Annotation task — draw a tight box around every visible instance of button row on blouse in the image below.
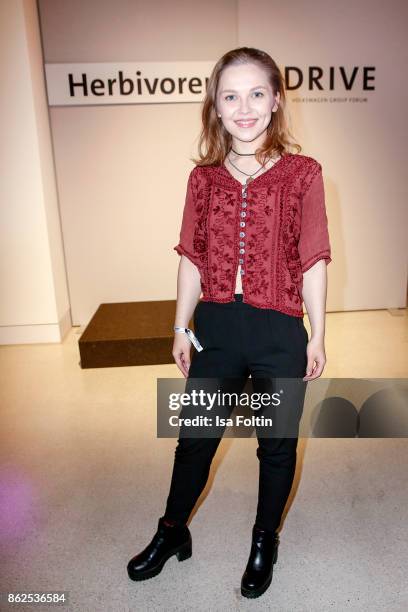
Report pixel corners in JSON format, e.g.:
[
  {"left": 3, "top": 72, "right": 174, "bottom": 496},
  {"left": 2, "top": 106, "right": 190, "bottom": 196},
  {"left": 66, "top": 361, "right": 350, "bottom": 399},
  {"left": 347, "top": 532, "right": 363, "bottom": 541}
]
[{"left": 239, "top": 186, "right": 248, "bottom": 276}]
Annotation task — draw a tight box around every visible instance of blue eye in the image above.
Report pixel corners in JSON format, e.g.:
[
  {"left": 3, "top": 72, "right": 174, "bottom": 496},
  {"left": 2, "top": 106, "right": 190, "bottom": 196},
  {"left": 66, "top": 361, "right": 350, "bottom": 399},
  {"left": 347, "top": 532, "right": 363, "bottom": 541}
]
[{"left": 224, "top": 92, "right": 264, "bottom": 101}]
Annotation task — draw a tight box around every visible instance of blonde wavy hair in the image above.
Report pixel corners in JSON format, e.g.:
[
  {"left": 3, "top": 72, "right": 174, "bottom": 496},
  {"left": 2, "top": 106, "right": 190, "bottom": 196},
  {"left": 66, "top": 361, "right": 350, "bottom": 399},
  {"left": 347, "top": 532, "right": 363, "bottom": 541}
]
[{"left": 191, "top": 46, "right": 301, "bottom": 167}]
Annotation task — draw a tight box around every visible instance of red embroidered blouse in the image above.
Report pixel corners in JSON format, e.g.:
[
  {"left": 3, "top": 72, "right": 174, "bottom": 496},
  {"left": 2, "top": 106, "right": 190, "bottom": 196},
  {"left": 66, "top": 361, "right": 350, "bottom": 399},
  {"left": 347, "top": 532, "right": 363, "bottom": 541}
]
[{"left": 174, "top": 153, "right": 332, "bottom": 318}]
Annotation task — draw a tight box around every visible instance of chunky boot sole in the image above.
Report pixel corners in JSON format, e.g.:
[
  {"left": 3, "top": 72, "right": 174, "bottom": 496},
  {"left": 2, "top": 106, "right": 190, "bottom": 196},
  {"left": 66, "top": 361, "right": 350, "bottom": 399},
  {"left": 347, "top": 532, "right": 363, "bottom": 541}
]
[
  {"left": 127, "top": 539, "right": 192, "bottom": 582},
  {"left": 241, "top": 574, "right": 272, "bottom": 599},
  {"left": 240, "top": 544, "right": 278, "bottom": 598}
]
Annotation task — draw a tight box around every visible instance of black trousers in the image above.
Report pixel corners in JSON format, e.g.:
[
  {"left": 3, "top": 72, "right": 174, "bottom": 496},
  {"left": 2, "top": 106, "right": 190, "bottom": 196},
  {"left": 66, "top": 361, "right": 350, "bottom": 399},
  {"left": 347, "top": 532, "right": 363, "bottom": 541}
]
[{"left": 164, "top": 294, "right": 309, "bottom": 533}]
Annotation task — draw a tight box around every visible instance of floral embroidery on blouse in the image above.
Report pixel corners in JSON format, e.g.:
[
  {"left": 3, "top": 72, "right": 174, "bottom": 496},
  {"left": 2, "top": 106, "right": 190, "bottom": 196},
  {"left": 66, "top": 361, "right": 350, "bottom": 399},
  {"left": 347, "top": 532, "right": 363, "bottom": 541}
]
[{"left": 174, "top": 153, "right": 332, "bottom": 318}]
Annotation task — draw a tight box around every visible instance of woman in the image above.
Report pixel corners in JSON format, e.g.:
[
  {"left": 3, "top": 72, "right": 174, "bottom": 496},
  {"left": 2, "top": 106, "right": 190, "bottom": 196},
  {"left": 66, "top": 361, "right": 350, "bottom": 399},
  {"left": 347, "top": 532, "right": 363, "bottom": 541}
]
[{"left": 127, "top": 47, "right": 332, "bottom": 599}]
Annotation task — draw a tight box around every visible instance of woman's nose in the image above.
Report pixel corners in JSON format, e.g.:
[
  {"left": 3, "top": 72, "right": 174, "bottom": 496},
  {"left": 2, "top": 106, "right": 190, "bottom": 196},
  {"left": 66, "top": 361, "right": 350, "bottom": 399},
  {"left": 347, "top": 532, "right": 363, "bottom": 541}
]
[
  {"left": 239, "top": 100, "right": 252, "bottom": 113},
  {"left": 236, "top": 96, "right": 254, "bottom": 112}
]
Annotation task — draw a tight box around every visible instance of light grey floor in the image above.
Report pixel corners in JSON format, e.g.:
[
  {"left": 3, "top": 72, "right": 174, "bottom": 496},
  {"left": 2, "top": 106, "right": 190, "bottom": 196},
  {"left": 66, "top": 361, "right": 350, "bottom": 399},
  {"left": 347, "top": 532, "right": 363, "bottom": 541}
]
[{"left": 0, "top": 309, "right": 407, "bottom": 611}]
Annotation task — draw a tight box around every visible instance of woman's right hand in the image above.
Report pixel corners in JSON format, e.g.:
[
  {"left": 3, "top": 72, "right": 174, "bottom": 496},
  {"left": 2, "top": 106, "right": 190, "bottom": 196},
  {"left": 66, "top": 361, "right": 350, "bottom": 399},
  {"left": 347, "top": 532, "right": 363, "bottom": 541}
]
[{"left": 172, "top": 333, "right": 192, "bottom": 378}]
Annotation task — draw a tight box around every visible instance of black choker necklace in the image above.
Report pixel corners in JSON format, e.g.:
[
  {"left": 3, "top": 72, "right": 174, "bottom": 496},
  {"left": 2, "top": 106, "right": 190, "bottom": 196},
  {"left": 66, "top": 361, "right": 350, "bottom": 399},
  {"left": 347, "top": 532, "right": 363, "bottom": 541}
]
[{"left": 231, "top": 148, "right": 256, "bottom": 156}]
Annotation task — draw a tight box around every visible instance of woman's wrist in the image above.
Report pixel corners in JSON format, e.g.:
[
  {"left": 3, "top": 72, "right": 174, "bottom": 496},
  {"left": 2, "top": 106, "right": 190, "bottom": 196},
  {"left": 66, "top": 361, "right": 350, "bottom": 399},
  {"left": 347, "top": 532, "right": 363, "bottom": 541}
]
[
  {"left": 173, "top": 326, "right": 204, "bottom": 352},
  {"left": 310, "top": 331, "right": 325, "bottom": 342},
  {"left": 174, "top": 323, "right": 190, "bottom": 330}
]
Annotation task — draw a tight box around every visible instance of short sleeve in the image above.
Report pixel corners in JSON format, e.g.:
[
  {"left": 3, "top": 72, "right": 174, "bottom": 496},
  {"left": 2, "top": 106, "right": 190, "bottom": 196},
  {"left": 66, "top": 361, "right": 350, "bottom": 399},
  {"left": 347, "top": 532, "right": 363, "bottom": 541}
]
[
  {"left": 173, "top": 168, "right": 200, "bottom": 266},
  {"left": 298, "top": 164, "right": 332, "bottom": 274}
]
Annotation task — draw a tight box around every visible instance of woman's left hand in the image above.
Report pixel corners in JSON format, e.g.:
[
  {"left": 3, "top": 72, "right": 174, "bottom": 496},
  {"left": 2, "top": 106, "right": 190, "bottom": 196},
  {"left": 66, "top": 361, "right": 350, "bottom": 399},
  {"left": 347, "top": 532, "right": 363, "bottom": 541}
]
[{"left": 303, "top": 336, "right": 327, "bottom": 381}]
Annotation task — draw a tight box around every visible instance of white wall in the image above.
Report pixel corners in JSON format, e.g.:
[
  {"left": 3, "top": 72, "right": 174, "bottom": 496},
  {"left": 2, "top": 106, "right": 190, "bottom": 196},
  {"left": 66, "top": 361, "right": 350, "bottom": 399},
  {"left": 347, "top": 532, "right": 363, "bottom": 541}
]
[
  {"left": 38, "top": 0, "right": 238, "bottom": 325},
  {"left": 238, "top": 0, "right": 408, "bottom": 314},
  {"left": 0, "top": 0, "right": 71, "bottom": 344},
  {"left": 39, "top": 0, "right": 407, "bottom": 325}
]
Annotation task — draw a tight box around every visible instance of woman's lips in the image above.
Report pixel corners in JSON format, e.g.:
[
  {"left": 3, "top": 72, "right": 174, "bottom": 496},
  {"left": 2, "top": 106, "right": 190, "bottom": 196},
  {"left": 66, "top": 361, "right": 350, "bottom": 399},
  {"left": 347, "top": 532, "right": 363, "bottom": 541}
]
[{"left": 235, "top": 119, "right": 258, "bottom": 128}]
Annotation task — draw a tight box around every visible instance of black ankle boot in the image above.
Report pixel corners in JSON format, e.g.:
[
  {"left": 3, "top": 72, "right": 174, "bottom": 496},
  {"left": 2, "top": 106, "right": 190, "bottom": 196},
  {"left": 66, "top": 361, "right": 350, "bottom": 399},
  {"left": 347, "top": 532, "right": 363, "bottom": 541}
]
[
  {"left": 127, "top": 516, "right": 192, "bottom": 581},
  {"left": 241, "top": 525, "right": 279, "bottom": 598}
]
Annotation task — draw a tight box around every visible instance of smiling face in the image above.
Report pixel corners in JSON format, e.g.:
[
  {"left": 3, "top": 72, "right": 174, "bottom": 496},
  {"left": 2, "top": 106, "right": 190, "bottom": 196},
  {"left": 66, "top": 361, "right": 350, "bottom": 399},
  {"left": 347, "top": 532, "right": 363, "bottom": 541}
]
[{"left": 216, "top": 62, "right": 280, "bottom": 151}]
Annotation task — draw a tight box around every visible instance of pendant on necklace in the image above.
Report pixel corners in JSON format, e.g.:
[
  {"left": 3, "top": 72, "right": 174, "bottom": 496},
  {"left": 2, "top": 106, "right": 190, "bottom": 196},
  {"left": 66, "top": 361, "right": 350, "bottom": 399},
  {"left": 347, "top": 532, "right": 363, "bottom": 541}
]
[{"left": 246, "top": 176, "right": 253, "bottom": 185}]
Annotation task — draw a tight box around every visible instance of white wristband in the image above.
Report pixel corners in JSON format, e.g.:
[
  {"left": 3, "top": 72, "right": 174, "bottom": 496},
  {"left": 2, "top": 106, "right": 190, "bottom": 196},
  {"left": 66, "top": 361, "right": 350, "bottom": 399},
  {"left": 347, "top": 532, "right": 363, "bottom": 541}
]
[{"left": 173, "top": 326, "right": 203, "bottom": 352}]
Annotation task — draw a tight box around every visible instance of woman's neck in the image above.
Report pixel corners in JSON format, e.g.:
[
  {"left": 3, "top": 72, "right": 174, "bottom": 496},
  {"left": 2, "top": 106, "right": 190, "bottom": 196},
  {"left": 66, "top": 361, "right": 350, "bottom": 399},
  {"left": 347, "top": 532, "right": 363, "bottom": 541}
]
[{"left": 224, "top": 150, "right": 281, "bottom": 183}]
